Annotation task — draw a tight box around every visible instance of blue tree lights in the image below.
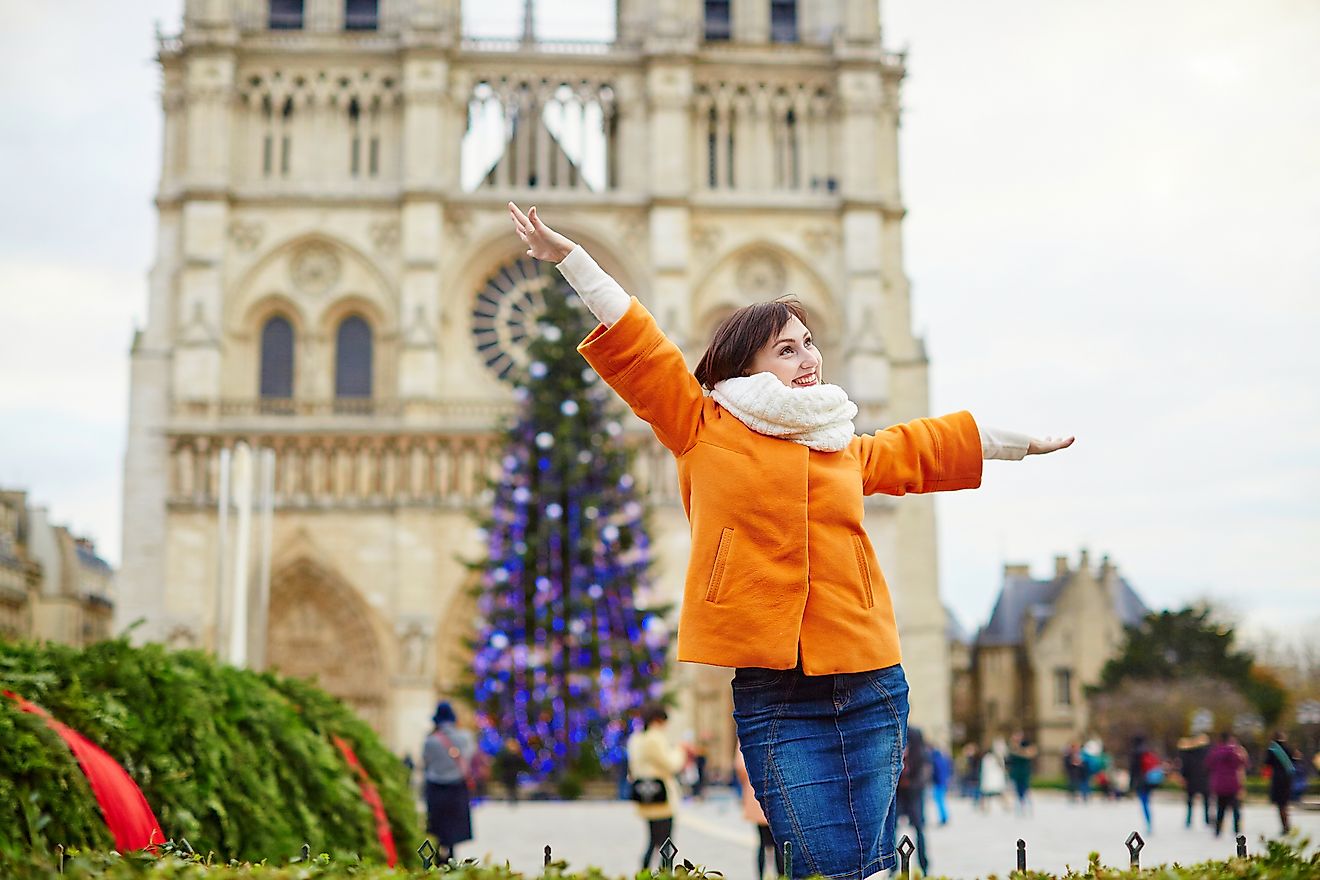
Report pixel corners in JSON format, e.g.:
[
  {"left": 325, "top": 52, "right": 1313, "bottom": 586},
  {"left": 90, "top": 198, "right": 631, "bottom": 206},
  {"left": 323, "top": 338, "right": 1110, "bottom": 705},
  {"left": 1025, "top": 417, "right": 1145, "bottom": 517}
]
[{"left": 466, "top": 270, "right": 669, "bottom": 789}]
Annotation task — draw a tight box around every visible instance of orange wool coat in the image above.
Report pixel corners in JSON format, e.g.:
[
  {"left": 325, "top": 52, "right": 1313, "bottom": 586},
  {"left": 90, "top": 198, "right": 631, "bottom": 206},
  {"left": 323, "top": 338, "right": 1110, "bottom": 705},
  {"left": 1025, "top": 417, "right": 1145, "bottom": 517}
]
[{"left": 578, "top": 298, "right": 984, "bottom": 675}]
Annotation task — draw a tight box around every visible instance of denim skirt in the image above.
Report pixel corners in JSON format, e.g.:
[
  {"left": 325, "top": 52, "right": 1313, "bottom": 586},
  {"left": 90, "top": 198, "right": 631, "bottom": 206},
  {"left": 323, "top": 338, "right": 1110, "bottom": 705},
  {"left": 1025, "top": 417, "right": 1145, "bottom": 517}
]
[{"left": 732, "top": 664, "right": 909, "bottom": 880}]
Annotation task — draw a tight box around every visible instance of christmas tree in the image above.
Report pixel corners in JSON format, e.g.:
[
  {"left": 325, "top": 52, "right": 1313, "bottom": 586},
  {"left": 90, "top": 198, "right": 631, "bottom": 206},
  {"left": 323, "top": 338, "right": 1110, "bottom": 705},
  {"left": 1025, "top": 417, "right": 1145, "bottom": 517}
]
[{"left": 467, "top": 266, "right": 670, "bottom": 789}]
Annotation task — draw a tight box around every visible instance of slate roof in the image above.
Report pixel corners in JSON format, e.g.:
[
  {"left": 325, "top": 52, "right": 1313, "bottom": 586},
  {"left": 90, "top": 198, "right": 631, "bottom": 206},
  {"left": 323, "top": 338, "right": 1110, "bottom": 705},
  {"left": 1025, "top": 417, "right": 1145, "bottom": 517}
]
[
  {"left": 976, "top": 566, "right": 1147, "bottom": 647},
  {"left": 74, "top": 540, "right": 113, "bottom": 576}
]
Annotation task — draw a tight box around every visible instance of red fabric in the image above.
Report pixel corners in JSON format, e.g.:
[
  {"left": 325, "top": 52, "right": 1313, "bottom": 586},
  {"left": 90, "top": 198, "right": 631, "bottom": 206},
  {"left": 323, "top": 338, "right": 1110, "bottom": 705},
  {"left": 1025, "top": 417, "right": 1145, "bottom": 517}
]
[
  {"left": 4, "top": 691, "right": 163, "bottom": 852},
  {"left": 332, "top": 735, "right": 398, "bottom": 866}
]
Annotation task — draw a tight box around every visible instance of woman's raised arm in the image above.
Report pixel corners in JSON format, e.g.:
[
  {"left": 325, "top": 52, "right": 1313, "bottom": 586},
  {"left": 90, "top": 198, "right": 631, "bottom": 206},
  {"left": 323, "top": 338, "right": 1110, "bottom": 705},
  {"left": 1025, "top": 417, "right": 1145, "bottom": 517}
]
[
  {"left": 509, "top": 202, "right": 705, "bottom": 456},
  {"left": 509, "top": 202, "right": 629, "bottom": 326}
]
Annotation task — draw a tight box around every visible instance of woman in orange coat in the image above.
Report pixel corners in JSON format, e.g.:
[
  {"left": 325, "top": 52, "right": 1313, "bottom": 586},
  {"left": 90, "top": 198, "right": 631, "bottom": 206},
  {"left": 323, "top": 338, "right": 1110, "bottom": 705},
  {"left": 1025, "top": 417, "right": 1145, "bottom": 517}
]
[{"left": 509, "top": 203, "right": 1072, "bottom": 880}]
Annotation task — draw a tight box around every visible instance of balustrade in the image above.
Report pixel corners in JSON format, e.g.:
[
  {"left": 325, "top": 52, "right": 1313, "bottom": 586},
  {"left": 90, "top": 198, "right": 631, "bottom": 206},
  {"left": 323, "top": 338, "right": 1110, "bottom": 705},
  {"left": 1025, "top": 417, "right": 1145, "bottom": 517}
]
[{"left": 167, "top": 430, "right": 679, "bottom": 510}]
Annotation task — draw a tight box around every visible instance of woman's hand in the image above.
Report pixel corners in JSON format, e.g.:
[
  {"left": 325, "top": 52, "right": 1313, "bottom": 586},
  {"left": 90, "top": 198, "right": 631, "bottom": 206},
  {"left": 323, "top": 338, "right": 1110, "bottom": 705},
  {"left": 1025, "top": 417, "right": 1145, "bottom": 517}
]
[
  {"left": 1027, "top": 435, "right": 1075, "bottom": 455},
  {"left": 509, "top": 202, "right": 577, "bottom": 262}
]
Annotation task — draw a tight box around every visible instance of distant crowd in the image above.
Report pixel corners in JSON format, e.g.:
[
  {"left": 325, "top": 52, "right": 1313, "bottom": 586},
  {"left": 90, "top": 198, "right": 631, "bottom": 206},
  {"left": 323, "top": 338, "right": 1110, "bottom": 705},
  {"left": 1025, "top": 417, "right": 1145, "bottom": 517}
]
[{"left": 408, "top": 705, "right": 1317, "bottom": 878}]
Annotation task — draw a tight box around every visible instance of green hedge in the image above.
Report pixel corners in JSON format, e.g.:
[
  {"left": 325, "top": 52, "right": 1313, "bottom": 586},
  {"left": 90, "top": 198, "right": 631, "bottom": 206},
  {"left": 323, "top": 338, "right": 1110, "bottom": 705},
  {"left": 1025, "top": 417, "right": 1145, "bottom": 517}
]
[
  {"left": 1030, "top": 775, "right": 1320, "bottom": 798},
  {"left": 0, "top": 837, "right": 1317, "bottom": 880},
  {"left": 0, "top": 638, "right": 421, "bottom": 865}
]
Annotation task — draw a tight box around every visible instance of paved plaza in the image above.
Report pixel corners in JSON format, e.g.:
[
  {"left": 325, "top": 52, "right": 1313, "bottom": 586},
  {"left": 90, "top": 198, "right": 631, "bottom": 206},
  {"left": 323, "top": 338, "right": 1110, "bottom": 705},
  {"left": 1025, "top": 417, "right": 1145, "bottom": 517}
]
[{"left": 461, "top": 791, "right": 1318, "bottom": 880}]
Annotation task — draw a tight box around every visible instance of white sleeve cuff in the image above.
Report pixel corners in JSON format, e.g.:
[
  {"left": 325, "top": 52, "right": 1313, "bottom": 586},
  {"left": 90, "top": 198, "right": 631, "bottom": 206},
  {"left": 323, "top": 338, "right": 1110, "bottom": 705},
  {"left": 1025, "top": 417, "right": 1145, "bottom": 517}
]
[
  {"left": 555, "top": 245, "right": 631, "bottom": 326},
  {"left": 980, "top": 425, "right": 1033, "bottom": 461}
]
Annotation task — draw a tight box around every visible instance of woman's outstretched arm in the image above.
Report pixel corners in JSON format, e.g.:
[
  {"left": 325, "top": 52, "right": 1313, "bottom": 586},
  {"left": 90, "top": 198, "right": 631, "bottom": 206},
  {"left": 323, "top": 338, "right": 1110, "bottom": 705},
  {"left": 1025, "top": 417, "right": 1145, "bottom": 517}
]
[
  {"left": 508, "top": 202, "right": 629, "bottom": 326},
  {"left": 981, "top": 426, "right": 1075, "bottom": 460}
]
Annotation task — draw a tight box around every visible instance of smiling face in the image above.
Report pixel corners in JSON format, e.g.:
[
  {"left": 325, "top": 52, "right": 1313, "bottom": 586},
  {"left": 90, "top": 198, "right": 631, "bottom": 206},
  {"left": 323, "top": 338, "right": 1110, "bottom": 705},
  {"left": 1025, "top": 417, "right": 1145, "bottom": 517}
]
[{"left": 746, "top": 315, "right": 822, "bottom": 388}]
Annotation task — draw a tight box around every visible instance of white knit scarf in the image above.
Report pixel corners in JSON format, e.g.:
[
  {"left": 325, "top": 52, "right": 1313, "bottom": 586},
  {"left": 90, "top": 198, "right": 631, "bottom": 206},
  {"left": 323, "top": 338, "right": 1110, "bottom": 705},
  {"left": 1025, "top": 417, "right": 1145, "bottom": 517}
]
[{"left": 710, "top": 372, "right": 858, "bottom": 452}]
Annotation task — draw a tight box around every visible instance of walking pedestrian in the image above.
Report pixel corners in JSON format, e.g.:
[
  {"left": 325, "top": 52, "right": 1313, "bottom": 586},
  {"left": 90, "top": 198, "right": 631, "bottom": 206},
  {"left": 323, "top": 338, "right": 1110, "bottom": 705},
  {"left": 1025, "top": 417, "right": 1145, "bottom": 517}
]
[
  {"left": 929, "top": 743, "right": 952, "bottom": 825},
  {"left": 1062, "top": 740, "right": 1085, "bottom": 802},
  {"left": 1129, "top": 735, "right": 1163, "bottom": 835},
  {"left": 1264, "top": 731, "right": 1300, "bottom": 834},
  {"left": 508, "top": 203, "right": 1072, "bottom": 879},
  {"left": 1006, "top": 731, "right": 1037, "bottom": 816},
  {"left": 692, "top": 737, "right": 710, "bottom": 800},
  {"left": 1081, "top": 738, "right": 1105, "bottom": 801},
  {"left": 735, "top": 742, "right": 783, "bottom": 880},
  {"left": 1206, "top": 731, "right": 1247, "bottom": 838},
  {"left": 626, "top": 703, "right": 688, "bottom": 871},
  {"left": 422, "top": 702, "right": 476, "bottom": 861},
  {"left": 959, "top": 743, "right": 982, "bottom": 801},
  {"left": 896, "top": 727, "right": 931, "bottom": 874},
  {"left": 490, "top": 737, "right": 527, "bottom": 804},
  {"left": 978, "top": 740, "right": 1009, "bottom": 813},
  {"left": 1175, "top": 732, "right": 1211, "bottom": 828}
]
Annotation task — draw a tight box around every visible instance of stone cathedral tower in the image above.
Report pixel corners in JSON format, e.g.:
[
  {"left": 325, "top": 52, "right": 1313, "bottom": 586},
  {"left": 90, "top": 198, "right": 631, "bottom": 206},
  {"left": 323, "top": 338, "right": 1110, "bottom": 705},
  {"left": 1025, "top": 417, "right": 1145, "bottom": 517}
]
[{"left": 120, "top": 0, "right": 953, "bottom": 763}]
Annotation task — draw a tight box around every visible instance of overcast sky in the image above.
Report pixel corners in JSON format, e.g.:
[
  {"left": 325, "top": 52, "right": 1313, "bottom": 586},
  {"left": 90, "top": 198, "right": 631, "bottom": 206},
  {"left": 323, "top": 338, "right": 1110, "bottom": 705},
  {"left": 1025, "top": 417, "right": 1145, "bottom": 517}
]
[{"left": 1, "top": 1, "right": 1316, "bottom": 641}]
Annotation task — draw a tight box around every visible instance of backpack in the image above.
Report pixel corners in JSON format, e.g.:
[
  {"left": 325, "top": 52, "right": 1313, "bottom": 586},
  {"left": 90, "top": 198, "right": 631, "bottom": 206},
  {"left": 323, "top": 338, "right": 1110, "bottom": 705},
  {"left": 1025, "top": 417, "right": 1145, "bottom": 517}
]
[{"left": 1140, "top": 750, "right": 1164, "bottom": 787}]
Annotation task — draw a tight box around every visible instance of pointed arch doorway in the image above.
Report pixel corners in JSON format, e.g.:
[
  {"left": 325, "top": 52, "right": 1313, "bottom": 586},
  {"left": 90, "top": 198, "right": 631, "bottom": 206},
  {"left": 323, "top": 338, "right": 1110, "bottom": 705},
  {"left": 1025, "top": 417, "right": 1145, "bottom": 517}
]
[{"left": 264, "top": 558, "right": 389, "bottom": 736}]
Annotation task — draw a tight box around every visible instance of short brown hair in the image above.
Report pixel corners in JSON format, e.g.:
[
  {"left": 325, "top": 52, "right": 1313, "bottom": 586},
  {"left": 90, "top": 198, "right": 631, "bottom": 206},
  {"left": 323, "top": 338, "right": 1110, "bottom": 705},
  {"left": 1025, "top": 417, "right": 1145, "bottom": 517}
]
[
  {"left": 639, "top": 702, "right": 669, "bottom": 729},
  {"left": 693, "top": 298, "right": 808, "bottom": 389}
]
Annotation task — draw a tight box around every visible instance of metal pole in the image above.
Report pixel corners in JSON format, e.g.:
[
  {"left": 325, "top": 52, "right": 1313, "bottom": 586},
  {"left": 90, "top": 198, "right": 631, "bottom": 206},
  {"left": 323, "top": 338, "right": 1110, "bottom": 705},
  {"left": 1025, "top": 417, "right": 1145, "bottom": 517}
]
[
  {"left": 228, "top": 442, "right": 254, "bottom": 667},
  {"left": 251, "top": 448, "right": 275, "bottom": 669},
  {"left": 214, "top": 447, "right": 231, "bottom": 657}
]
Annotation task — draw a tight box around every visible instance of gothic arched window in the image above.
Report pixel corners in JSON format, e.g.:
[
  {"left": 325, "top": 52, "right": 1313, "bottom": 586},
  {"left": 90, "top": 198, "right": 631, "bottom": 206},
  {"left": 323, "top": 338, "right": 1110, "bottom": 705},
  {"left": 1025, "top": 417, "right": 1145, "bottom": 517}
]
[
  {"left": 770, "top": 0, "right": 798, "bottom": 42},
  {"left": 335, "top": 315, "right": 373, "bottom": 399},
  {"left": 260, "top": 315, "right": 295, "bottom": 402}
]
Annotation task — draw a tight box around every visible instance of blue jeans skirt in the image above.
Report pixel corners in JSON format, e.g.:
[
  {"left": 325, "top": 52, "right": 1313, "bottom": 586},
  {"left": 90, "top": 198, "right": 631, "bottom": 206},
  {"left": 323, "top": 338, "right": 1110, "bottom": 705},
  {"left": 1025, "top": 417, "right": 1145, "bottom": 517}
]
[{"left": 732, "top": 664, "right": 909, "bottom": 880}]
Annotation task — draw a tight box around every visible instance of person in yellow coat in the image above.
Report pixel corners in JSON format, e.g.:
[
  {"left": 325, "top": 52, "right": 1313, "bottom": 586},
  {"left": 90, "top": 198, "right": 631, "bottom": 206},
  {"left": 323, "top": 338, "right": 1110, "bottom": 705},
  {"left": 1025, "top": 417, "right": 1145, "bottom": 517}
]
[
  {"left": 510, "top": 203, "right": 1072, "bottom": 880},
  {"left": 626, "top": 703, "right": 689, "bottom": 871}
]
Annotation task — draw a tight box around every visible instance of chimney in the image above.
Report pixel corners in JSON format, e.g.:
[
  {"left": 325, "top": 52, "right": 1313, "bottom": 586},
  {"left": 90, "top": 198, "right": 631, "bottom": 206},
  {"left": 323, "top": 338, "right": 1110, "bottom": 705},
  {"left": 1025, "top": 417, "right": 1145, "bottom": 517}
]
[
  {"left": 1054, "top": 555, "right": 1069, "bottom": 578},
  {"left": 1079, "top": 548, "right": 1090, "bottom": 571},
  {"left": 1004, "top": 563, "right": 1031, "bottom": 579}
]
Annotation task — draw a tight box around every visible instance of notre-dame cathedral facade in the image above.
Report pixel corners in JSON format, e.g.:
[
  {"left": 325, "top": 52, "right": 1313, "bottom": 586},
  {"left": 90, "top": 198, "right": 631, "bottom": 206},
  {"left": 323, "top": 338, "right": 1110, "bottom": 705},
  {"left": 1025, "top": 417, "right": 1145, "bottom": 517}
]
[{"left": 119, "top": 0, "right": 954, "bottom": 768}]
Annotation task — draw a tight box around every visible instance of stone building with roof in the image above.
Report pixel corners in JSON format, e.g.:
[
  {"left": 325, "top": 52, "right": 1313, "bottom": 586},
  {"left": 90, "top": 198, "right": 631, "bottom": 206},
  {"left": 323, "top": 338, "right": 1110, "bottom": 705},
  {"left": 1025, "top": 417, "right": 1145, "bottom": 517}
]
[
  {"left": 970, "top": 549, "right": 1148, "bottom": 760},
  {"left": 0, "top": 489, "right": 115, "bottom": 646}
]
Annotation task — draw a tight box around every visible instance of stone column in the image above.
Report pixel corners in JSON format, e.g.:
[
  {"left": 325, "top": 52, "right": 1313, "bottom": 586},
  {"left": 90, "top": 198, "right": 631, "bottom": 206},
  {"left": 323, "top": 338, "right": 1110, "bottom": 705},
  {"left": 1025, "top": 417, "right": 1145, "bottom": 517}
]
[
  {"left": 398, "top": 49, "right": 447, "bottom": 402},
  {"left": 733, "top": 0, "right": 769, "bottom": 43}
]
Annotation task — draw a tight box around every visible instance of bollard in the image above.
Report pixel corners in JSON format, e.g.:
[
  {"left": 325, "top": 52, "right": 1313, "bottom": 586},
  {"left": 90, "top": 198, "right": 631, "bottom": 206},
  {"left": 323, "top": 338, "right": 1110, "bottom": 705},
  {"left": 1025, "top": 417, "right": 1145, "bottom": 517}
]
[
  {"left": 1125, "top": 832, "right": 1145, "bottom": 870},
  {"left": 1237, "top": 835, "right": 1248, "bottom": 858},
  {"left": 1016, "top": 838, "right": 1027, "bottom": 873},
  {"left": 55, "top": 844, "right": 64, "bottom": 875},
  {"left": 659, "top": 838, "right": 678, "bottom": 873},
  {"left": 783, "top": 840, "right": 793, "bottom": 880},
  {"left": 897, "top": 835, "right": 915, "bottom": 878},
  {"left": 545, "top": 845, "right": 553, "bottom": 867}
]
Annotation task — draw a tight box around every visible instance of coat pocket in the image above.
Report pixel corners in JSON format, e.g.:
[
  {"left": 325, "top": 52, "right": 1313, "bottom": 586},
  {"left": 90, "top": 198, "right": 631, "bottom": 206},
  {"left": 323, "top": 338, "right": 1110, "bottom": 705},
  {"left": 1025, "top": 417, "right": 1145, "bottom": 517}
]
[
  {"left": 705, "top": 527, "right": 735, "bottom": 603},
  {"left": 852, "top": 535, "right": 876, "bottom": 609}
]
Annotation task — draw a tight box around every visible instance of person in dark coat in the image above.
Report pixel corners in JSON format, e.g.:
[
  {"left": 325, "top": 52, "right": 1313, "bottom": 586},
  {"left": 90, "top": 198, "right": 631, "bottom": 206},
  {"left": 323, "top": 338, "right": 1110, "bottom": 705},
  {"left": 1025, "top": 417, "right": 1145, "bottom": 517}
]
[
  {"left": 1264, "top": 731, "right": 1300, "bottom": 834},
  {"left": 896, "top": 727, "right": 930, "bottom": 874},
  {"left": 490, "top": 737, "right": 527, "bottom": 804},
  {"left": 1176, "top": 733, "right": 1211, "bottom": 828},
  {"left": 422, "top": 701, "right": 476, "bottom": 859}
]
